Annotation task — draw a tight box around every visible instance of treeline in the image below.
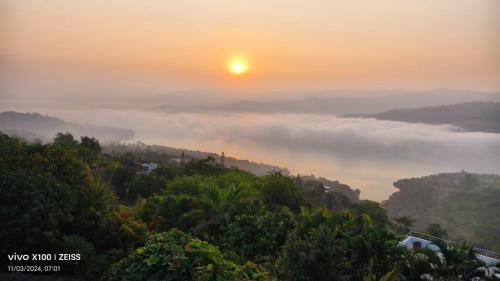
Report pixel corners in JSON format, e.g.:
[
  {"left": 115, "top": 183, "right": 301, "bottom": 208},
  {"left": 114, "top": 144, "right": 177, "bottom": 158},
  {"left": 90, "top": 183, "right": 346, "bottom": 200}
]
[
  {"left": 103, "top": 142, "right": 289, "bottom": 176},
  {"left": 0, "top": 133, "right": 496, "bottom": 280}
]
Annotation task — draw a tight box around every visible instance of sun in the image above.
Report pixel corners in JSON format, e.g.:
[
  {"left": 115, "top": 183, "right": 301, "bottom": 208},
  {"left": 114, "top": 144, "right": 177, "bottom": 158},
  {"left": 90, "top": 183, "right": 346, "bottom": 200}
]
[{"left": 228, "top": 58, "right": 248, "bottom": 75}]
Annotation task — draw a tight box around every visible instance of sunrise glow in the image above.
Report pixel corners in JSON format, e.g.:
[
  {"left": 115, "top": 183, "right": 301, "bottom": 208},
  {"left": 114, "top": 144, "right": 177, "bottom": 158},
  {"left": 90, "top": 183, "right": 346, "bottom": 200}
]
[{"left": 228, "top": 58, "right": 248, "bottom": 75}]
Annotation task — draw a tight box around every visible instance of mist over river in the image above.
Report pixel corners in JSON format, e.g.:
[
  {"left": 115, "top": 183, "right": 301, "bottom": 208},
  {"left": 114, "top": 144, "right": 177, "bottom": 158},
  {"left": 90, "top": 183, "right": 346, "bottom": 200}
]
[{"left": 2, "top": 101, "right": 500, "bottom": 201}]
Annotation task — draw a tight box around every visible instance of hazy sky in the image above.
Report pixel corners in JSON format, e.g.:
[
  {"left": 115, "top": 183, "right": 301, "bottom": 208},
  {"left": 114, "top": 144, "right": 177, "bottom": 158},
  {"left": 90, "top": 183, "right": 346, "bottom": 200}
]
[{"left": 1, "top": 0, "right": 500, "bottom": 99}]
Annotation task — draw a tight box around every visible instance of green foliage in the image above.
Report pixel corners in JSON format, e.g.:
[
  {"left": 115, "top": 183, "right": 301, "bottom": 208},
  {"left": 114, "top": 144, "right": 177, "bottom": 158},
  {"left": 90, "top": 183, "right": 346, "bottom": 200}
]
[
  {"left": 53, "top": 132, "right": 80, "bottom": 148},
  {"left": 221, "top": 207, "right": 296, "bottom": 260},
  {"left": 277, "top": 208, "right": 402, "bottom": 281},
  {"left": 114, "top": 205, "right": 149, "bottom": 242},
  {"left": 139, "top": 173, "right": 265, "bottom": 242},
  {"left": 110, "top": 164, "right": 136, "bottom": 198},
  {"left": 393, "top": 216, "right": 415, "bottom": 234},
  {"left": 363, "top": 269, "right": 400, "bottom": 281},
  {"left": 260, "top": 172, "right": 304, "bottom": 212},
  {"left": 0, "top": 163, "right": 77, "bottom": 253},
  {"left": 109, "top": 229, "right": 272, "bottom": 281},
  {"left": 425, "top": 223, "right": 448, "bottom": 238},
  {"left": 1, "top": 133, "right": 494, "bottom": 281},
  {"left": 153, "top": 164, "right": 178, "bottom": 180},
  {"left": 182, "top": 156, "right": 225, "bottom": 176},
  {"left": 296, "top": 176, "right": 357, "bottom": 211},
  {"left": 0, "top": 133, "right": 136, "bottom": 278},
  {"left": 396, "top": 239, "right": 489, "bottom": 281},
  {"left": 80, "top": 136, "right": 102, "bottom": 154},
  {"left": 127, "top": 173, "right": 169, "bottom": 200},
  {"left": 431, "top": 240, "right": 485, "bottom": 280},
  {"left": 80, "top": 136, "right": 102, "bottom": 163},
  {"left": 352, "top": 200, "right": 391, "bottom": 226},
  {"left": 278, "top": 223, "right": 351, "bottom": 281}
]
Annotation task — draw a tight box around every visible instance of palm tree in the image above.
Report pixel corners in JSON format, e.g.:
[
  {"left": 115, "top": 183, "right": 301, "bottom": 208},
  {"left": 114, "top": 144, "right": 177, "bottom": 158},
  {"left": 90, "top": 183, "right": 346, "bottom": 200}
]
[
  {"left": 201, "top": 184, "right": 254, "bottom": 223},
  {"left": 363, "top": 269, "right": 400, "bottom": 281},
  {"left": 194, "top": 184, "right": 259, "bottom": 241},
  {"left": 415, "top": 239, "right": 485, "bottom": 281}
]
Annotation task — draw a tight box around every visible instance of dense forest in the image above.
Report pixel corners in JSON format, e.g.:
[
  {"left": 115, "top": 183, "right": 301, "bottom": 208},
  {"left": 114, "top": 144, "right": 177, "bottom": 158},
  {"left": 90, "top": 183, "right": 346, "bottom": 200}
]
[
  {"left": 384, "top": 172, "right": 500, "bottom": 252},
  {"left": 1, "top": 132, "right": 498, "bottom": 280}
]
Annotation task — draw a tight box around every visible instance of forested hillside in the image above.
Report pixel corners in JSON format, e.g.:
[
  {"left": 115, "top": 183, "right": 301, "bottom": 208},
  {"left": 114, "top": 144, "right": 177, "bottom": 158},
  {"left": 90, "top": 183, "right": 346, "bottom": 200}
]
[
  {"left": 345, "top": 102, "right": 500, "bottom": 133},
  {"left": 1, "top": 133, "right": 497, "bottom": 280},
  {"left": 0, "top": 111, "right": 135, "bottom": 142},
  {"left": 103, "top": 142, "right": 290, "bottom": 176},
  {"left": 384, "top": 172, "right": 500, "bottom": 252}
]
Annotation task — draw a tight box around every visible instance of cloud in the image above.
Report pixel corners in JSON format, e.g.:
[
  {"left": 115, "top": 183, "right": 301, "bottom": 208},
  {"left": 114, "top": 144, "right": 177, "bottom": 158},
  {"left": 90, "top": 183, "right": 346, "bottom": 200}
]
[
  {"left": 44, "top": 108, "right": 500, "bottom": 173},
  {"left": 238, "top": 115, "right": 500, "bottom": 167},
  {"left": 140, "top": 112, "right": 500, "bottom": 172},
  {"left": 2, "top": 103, "right": 500, "bottom": 200}
]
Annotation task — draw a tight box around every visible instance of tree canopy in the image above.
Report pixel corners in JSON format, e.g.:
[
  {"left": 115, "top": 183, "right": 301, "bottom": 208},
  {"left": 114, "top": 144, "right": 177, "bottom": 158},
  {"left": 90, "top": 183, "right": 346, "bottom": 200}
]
[{"left": 1, "top": 132, "right": 496, "bottom": 281}]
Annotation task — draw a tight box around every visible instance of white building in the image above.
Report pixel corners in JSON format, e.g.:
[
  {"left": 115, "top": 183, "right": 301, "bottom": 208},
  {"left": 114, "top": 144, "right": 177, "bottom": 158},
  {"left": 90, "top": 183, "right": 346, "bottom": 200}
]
[
  {"left": 137, "top": 163, "right": 158, "bottom": 174},
  {"left": 399, "top": 231, "right": 500, "bottom": 278}
]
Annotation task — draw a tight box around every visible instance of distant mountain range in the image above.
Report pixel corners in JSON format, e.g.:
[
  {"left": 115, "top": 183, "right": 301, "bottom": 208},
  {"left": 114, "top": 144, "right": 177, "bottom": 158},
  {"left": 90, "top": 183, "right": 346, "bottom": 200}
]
[
  {"left": 0, "top": 111, "right": 135, "bottom": 142},
  {"left": 154, "top": 89, "right": 500, "bottom": 115},
  {"left": 345, "top": 102, "right": 500, "bottom": 133}
]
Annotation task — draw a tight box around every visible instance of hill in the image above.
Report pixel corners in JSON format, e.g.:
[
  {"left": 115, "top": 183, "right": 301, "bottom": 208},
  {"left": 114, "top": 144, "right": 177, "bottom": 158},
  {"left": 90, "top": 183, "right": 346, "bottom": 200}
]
[
  {"left": 103, "top": 143, "right": 362, "bottom": 201},
  {"left": 299, "top": 175, "right": 360, "bottom": 202},
  {"left": 103, "top": 142, "right": 290, "bottom": 176},
  {"left": 384, "top": 172, "right": 500, "bottom": 252},
  {"left": 345, "top": 102, "right": 500, "bottom": 133},
  {"left": 0, "top": 111, "right": 135, "bottom": 142}
]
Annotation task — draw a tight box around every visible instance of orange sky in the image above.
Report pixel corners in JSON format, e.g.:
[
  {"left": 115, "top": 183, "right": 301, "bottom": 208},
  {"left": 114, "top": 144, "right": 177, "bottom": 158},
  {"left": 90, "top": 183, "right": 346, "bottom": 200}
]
[{"left": 1, "top": 0, "right": 500, "bottom": 97}]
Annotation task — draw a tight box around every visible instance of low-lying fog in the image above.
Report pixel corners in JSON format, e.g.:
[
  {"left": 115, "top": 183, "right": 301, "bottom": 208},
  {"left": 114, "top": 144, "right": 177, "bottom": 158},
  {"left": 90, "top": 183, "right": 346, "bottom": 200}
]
[{"left": 2, "top": 102, "right": 500, "bottom": 201}]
